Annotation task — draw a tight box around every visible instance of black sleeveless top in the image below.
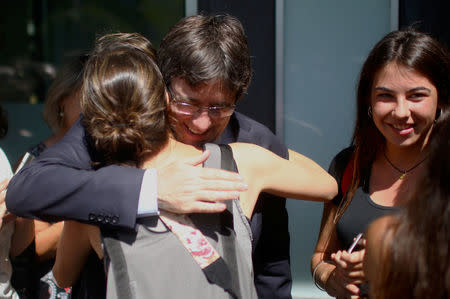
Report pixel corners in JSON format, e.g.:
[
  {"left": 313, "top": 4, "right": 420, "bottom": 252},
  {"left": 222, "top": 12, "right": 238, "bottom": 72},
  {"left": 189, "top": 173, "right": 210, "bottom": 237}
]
[
  {"left": 329, "top": 147, "right": 401, "bottom": 248},
  {"left": 329, "top": 148, "right": 401, "bottom": 297}
]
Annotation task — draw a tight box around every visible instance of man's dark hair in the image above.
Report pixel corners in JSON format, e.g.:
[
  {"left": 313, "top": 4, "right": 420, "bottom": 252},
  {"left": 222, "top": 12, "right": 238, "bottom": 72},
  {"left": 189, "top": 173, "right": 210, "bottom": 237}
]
[{"left": 157, "top": 14, "right": 252, "bottom": 101}]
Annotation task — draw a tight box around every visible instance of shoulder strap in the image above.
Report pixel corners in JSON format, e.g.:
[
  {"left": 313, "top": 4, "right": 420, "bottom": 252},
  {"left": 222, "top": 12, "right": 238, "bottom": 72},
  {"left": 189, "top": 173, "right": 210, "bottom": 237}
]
[
  {"left": 101, "top": 230, "right": 135, "bottom": 299},
  {"left": 203, "top": 143, "right": 238, "bottom": 225},
  {"left": 204, "top": 143, "right": 222, "bottom": 169},
  {"left": 219, "top": 144, "right": 238, "bottom": 172},
  {"left": 203, "top": 143, "right": 237, "bottom": 172},
  {"left": 202, "top": 143, "right": 241, "bottom": 299}
]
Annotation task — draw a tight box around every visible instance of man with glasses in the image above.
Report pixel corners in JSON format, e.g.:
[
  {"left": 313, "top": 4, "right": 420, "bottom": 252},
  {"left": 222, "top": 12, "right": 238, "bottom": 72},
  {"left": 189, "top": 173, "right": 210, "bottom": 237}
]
[
  {"left": 159, "top": 15, "right": 291, "bottom": 298},
  {"left": 7, "top": 14, "right": 291, "bottom": 298},
  {"left": 167, "top": 83, "right": 236, "bottom": 148}
]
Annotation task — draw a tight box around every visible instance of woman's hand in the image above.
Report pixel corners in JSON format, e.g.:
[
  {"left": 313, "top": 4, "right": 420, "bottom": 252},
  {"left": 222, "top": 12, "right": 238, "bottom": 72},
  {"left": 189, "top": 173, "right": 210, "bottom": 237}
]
[{"left": 328, "top": 242, "right": 366, "bottom": 299}]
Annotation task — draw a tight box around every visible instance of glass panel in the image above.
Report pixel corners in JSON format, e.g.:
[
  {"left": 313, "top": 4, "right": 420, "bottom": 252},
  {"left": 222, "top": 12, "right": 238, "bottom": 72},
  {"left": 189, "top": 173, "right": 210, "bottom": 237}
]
[
  {"left": 281, "top": 0, "right": 392, "bottom": 297},
  {"left": 0, "top": 0, "right": 184, "bottom": 164}
]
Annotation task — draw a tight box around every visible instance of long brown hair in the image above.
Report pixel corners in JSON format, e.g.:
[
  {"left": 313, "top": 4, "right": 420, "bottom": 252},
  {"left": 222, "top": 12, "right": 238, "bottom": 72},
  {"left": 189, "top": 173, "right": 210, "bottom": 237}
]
[
  {"left": 373, "top": 113, "right": 450, "bottom": 298},
  {"left": 81, "top": 33, "right": 168, "bottom": 167},
  {"left": 335, "top": 29, "right": 450, "bottom": 221}
]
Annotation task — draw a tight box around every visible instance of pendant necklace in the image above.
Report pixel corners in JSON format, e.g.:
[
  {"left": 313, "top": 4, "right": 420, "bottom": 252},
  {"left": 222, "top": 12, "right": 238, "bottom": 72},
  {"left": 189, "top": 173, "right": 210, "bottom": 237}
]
[{"left": 383, "top": 151, "right": 428, "bottom": 179}]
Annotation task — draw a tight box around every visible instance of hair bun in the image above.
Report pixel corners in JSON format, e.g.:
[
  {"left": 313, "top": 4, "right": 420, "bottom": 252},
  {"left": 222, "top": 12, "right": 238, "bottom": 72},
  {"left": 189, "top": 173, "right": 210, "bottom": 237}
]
[{"left": 82, "top": 33, "right": 169, "bottom": 167}]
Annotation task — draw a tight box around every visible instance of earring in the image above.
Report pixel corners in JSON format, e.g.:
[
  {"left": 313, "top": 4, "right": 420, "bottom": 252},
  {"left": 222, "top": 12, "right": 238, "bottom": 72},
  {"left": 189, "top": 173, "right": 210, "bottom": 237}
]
[
  {"left": 434, "top": 108, "right": 441, "bottom": 123},
  {"left": 58, "top": 105, "right": 65, "bottom": 122},
  {"left": 368, "top": 106, "right": 373, "bottom": 118}
]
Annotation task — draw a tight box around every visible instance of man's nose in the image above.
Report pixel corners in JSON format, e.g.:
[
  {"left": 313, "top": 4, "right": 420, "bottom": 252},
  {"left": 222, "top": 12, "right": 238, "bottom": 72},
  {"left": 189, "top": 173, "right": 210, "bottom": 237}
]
[{"left": 191, "top": 111, "right": 212, "bottom": 132}]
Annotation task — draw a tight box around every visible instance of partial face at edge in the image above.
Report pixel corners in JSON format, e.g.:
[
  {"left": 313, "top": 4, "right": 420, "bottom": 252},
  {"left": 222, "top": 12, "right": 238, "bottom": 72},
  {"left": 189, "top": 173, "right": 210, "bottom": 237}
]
[
  {"left": 167, "top": 77, "right": 236, "bottom": 147},
  {"left": 370, "top": 62, "right": 439, "bottom": 151},
  {"left": 60, "top": 89, "right": 82, "bottom": 133}
]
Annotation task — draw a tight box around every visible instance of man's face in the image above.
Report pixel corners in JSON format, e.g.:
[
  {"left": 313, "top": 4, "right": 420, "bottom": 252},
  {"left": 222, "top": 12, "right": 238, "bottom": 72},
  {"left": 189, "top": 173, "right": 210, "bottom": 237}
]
[{"left": 168, "top": 77, "right": 236, "bottom": 147}]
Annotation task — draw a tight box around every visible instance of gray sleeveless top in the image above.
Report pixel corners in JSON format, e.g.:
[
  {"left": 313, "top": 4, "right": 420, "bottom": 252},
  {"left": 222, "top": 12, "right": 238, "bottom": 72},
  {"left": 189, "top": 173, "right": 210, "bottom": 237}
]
[{"left": 103, "top": 144, "right": 257, "bottom": 299}]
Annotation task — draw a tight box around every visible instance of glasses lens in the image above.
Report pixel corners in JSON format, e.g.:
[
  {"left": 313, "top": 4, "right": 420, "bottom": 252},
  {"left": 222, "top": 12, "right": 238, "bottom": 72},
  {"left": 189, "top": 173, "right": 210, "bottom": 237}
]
[
  {"left": 210, "top": 106, "right": 235, "bottom": 118},
  {"left": 171, "top": 100, "right": 235, "bottom": 118},
  {"left": 171, "top": 102, "right": 197, "bottom": 115}
]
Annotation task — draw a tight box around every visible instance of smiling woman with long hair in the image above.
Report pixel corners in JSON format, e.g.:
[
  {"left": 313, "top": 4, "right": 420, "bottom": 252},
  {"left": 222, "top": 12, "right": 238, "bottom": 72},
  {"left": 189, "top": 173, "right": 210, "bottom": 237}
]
[{"left": 311, "top": 29, "right": 450, "bottom": 298}]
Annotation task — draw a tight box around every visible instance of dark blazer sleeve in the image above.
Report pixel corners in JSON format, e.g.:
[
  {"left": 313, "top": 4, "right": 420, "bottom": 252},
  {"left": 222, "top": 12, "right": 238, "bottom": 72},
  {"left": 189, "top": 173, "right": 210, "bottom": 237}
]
[
  {"left": 5, "top": 118, "right": 144, "bottom": 229},
  {"left": 218, "top": 112, "right": 292, "bottom": 299}
]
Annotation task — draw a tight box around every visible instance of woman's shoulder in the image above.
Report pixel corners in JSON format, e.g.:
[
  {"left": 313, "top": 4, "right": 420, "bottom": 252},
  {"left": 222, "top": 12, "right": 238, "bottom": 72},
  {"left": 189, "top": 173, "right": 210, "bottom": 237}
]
[
  {"left": 328, "top": 146, "right": 354, "bottom": 206},
  {"left": 330, "top": 146, "right": 354, "bottom": 167},
  {"left": 229, "top": 143, "right": 272, "bottom": 168},
  {"left": 328, "top": 146, "right": 354, "bottom": 180},
  {"left": 229, "top": 142, "right": 274, "bottom": 159}
]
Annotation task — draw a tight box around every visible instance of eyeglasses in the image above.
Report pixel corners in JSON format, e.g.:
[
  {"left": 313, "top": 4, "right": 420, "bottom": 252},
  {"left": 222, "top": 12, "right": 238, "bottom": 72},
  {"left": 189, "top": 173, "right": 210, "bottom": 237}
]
[{"left": 168, "top": 88, "right": 236, "bottom": 119}]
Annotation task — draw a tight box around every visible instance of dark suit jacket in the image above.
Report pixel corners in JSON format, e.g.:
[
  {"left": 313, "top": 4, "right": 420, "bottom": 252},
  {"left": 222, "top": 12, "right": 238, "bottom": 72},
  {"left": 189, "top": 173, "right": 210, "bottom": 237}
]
[
  {"left": 216, "top": 112, "right": 292, "bottom": 299},
  {"left": 6, "top": 112, "right": 292, "bottom": 298},
  {"left": 6, "top": 118, "right": 144, "bottom": 229}
]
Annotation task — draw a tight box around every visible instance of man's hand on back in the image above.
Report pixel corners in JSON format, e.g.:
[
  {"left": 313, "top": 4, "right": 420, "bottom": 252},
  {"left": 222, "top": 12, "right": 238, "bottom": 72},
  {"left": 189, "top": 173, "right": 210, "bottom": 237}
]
[{"left": 157, "top": 150, "right": 247, "bottom": 214}]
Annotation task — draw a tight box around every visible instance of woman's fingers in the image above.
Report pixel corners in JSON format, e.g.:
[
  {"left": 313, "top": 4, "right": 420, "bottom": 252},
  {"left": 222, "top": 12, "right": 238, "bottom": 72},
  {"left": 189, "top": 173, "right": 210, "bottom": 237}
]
[
  {"left": 328, "top": 269, "right": 361, "bottom": 298},
  {"left": 332, "top": 250, "right": 348, "bottom": 269},
  {"left": 332, "top": 249, "right": 366, "bottom": 282},
  {"left": 340, "top": 249, "right": 365, "bottom": 267},
  {"left": 345, "top": 282, "right": 361, "bottom": 294}
]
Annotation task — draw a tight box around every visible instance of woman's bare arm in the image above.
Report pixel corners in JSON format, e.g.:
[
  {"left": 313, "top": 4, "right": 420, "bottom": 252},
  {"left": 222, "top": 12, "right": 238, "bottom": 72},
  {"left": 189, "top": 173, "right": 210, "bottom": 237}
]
[
  {"left": 34, "top": 220, "right": 64, "bottom": 261},
  {"left": 311, "top": 201, "right": 367, "bottom": 298},
  {"left": 10, "top": 217, "right": 35, "bottom": 257},
  {"left": 52, "top": 221, "right": 97, "bottom": 287},
  {"left": 230, "top": 143, "right": 337, "bottom": 216},
  {"left": 311, "top": 202, "right": 346, "bottom": 297}
]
